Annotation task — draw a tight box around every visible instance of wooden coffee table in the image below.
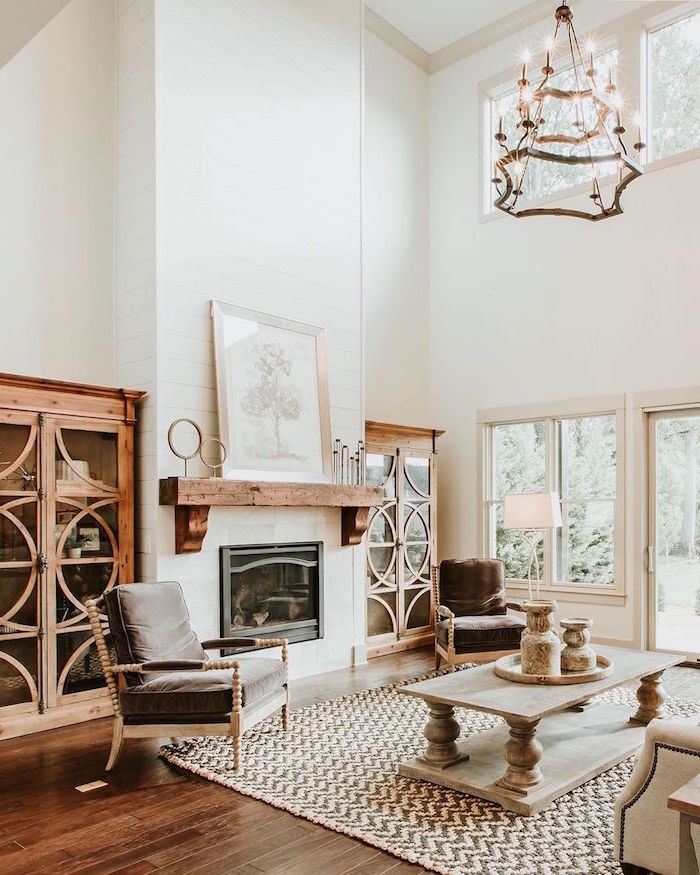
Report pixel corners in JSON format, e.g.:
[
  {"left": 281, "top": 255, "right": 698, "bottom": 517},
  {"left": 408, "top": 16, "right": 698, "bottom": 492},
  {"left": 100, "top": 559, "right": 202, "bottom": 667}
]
[{"left": 398, "top": 645, "right": 685, "bottom": 815}]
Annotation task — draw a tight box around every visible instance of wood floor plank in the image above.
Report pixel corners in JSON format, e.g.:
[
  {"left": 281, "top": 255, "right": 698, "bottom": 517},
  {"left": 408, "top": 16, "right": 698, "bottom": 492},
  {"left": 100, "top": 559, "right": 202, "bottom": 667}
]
[
  {"left": 343, "top": 849, "right": 418, "bottom": 875},
  {"left": 278, "top": 834, "right": 360, "bottom": 875},
  {"left": 241, "top": 826, "right": 347, "bottom": 872},
  {"left": 319, "top": 842, "right": 386, "bottom": 873}
]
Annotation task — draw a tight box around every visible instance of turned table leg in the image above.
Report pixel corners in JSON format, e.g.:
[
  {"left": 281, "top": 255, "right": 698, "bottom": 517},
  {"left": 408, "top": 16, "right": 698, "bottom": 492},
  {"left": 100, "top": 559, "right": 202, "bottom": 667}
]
[
  {"left": 631, "top": 670, "right": 667, "bottom": 724},
  {"left": 498, "top": 716, "right": 544, "bottom": 794},
  {"left": 417, "top": 701, "right": 470, "bottom": 769}
]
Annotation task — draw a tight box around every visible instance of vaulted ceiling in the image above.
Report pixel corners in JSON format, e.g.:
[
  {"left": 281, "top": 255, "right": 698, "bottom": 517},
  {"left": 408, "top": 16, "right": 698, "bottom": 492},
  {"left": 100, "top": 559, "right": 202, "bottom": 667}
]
[
  {"left": 364, "top": 0, "right": 540, "bottom": 54},
  {"left": 0, "top": 0, "right": 71, "bottom": 69}
]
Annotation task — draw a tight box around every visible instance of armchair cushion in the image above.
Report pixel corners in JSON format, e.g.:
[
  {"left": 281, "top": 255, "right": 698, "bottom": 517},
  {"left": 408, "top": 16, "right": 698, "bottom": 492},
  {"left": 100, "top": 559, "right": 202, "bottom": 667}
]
[
  {"left": 104, "top": 582, "right": 206, "bottom": 684},
  {"left": 119, "top": 657, "right": 286, "bottom": 718},
  {"left": 436, "top": 613, "right": 525, "bottom": 652},
  {"left": 439, "top": 559, "right": 507, "bottom": 617}
]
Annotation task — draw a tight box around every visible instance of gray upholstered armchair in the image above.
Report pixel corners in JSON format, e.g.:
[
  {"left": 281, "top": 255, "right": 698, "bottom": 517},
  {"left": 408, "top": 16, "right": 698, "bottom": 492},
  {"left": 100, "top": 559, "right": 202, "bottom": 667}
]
[
  {"left": 87, "top": 581, "right": 289, "bottom": 772},
  {"left": 432, "top": 559, "right": 525, "bottom": 670}
]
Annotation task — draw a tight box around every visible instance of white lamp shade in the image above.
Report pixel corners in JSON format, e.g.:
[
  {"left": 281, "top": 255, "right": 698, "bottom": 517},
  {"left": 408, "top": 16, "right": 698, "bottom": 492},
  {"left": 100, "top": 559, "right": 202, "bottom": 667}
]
[{"left": 503, "top": 492, "right": 562, "bottom": 530}]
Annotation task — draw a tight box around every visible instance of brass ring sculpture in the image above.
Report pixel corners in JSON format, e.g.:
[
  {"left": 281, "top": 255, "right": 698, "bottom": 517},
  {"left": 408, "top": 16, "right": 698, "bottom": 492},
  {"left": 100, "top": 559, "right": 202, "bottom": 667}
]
[
  {"left": 199, "top": 437, "right": 227, "bottom": 477},
  {"left": 167, "top": 418, "right": 203, "bottom": 478}
]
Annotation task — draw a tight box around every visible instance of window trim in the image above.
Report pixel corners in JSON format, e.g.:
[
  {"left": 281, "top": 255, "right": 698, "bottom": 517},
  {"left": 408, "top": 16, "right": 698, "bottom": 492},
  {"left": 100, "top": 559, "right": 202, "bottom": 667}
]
[{"left": 477, "top": 395, "right": 626, "bottom": 599}]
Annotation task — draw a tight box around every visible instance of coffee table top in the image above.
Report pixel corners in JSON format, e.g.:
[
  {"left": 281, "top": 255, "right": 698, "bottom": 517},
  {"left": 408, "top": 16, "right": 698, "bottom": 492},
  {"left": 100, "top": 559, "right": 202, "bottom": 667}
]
[{"left": 399, "top": 646, "right": 685, "bottom": 721}]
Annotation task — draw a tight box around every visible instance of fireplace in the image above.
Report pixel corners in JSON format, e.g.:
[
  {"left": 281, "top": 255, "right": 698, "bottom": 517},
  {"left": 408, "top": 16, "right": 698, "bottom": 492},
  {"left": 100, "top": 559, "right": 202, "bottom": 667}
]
[{"left": 220, "top": 541, "right": 323, "bottom": 647}]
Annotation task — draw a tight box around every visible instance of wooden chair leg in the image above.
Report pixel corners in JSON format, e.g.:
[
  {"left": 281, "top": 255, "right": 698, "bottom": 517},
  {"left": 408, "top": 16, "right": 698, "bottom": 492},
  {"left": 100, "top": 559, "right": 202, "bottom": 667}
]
[
  {"left": 105, "top": 718, "right": 124, "bottom": 771},
  {"left": 232, "top": 733, "right": 241, "bottom": 771},
  {"left": 282, "top": 703, "right": 289, "bottom": 731}
]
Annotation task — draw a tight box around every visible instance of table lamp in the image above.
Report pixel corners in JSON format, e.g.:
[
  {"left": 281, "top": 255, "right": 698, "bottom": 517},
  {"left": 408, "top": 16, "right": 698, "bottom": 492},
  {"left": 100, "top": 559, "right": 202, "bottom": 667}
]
[{"left": 503, "top": 492, "right": 562, "bottom": 600}]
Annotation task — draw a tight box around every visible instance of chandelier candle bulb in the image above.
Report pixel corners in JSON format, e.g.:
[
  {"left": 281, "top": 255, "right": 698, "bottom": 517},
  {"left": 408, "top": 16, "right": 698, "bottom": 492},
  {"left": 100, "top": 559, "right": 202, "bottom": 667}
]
[{"left": 607, "top": 67, "right": 615, "bottom": 93}]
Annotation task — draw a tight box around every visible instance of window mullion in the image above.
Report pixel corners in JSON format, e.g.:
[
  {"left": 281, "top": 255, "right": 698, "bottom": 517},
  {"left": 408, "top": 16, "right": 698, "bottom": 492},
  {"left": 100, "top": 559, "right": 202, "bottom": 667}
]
[{"left": 544, "top": 418, "right": 555, "bottom": 587}]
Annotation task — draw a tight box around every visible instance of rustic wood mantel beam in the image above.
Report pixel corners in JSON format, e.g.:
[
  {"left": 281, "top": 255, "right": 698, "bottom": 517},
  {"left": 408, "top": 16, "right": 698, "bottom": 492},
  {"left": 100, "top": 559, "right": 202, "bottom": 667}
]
[{"left": 160, "top": 478, "right": 382, "bottom": 554}]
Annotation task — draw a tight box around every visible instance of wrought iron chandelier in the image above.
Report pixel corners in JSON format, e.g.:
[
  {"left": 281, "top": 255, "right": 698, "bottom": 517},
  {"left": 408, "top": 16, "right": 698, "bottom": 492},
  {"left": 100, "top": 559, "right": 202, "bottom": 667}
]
[{"left": 492, "top": 1, "right": 645, "bottom": 221}]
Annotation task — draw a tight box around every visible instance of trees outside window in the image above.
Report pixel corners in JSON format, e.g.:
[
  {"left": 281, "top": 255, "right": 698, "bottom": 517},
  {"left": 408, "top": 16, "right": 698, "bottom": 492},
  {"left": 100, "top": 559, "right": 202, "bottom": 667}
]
[
  {"left": 486, "top": 412, "right": 619, "bottom": 588},
  {"left": 649, "top": 11, "right": 700, "bottom": 162}
]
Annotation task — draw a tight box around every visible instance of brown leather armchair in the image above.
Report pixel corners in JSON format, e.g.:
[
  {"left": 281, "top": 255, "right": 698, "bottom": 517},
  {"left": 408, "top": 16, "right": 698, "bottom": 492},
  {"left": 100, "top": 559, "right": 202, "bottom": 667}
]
[
  {"left": 87, "top": 581, "right": 288, "bottom": 772},
  {"left": 432, "top": 559, "right": 525, "bottom": 670}
]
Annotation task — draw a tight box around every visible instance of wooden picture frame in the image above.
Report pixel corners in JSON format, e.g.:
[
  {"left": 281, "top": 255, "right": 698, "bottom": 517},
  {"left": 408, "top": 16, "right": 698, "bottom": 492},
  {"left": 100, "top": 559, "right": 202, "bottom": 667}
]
[{"left": 211, "top": 300, "right": 332, "bottom": 483}]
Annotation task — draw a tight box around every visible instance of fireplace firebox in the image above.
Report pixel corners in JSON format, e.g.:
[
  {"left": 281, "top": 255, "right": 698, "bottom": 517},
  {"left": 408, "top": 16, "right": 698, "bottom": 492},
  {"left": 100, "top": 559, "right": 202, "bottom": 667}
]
[{"left": 220, "top": 542, "right": 323, "bottom": 647}]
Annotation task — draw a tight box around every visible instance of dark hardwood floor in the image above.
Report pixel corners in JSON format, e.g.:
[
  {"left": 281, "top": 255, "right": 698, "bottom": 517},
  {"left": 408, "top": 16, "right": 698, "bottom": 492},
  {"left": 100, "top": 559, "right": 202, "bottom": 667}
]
[{"left": 0, "top": 648, "right": 698, "bottom": 875}]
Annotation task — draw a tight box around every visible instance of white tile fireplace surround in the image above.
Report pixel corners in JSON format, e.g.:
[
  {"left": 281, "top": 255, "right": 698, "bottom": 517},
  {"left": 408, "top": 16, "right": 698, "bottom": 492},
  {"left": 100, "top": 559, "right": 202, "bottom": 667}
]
[{"left": 158, "top": 507, "right": 367, "bottom": 681}]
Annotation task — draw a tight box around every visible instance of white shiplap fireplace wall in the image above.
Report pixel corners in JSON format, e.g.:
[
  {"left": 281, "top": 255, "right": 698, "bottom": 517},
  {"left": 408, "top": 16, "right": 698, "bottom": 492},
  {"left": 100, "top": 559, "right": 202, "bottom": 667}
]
[{"left": 116, "top": 0, "right": 365, "bottom": 678}]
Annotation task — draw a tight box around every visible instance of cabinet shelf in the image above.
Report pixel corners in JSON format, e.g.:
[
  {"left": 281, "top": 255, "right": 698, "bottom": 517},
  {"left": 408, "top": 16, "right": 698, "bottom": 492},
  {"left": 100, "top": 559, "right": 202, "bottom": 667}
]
[
  {"left": 159, "top": 477, "right": 383, "bottom": 554},
  {"left": 59, "top": 556, "right": 116, "bottom": 565}
]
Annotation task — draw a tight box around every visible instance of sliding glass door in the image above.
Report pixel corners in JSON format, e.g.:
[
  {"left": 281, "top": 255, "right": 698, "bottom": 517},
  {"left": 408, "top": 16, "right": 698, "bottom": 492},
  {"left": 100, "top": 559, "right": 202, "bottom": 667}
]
[{"left": 648, "top": 410, "right": 700, "bottom": 661}]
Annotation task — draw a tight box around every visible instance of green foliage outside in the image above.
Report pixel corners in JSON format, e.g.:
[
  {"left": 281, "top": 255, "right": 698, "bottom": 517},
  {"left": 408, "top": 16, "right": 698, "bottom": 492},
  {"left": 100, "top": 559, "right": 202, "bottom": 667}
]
[
  {"left": 493, "top": 422, "right": 545, "bottom": 580},
  {"left": 655, "top": 417, "right": 700, "bottom": 618},
  {"left": 493, "top": 416, "right": 615, "bottom": 585},
  {"left": 649, "top": 12, "right": 700, "bottom": 162}
]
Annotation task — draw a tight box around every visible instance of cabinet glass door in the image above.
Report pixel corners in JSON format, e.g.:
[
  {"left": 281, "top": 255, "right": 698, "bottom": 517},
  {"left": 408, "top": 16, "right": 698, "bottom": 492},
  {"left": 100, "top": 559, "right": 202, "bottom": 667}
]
[
  {"left": 366, "top": 453, "right": 399, "bottom": 638},
  {"left": 401, "top": 453, "right": 433, "bottom": 634},
  {"left": 51, "top": 423, "right": 120, "bottom": 703},
  {"left": 0, "top": 417, "right": 42, "bottom": 715},
  {"left": 366, "top": 449, "right": 436, "bottom": 646}
]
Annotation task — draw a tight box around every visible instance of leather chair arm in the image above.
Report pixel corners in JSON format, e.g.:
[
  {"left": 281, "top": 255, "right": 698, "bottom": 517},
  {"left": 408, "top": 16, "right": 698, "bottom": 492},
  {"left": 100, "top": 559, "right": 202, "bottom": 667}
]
[
  {"left": 112, "top": 659, "right": 206, "bottom": 673},
  {"left": 112, "top": 658, "right": 245, "bottom": 673},
  {"left": 201, "top": 637, "right": 288, "bottom": 650}
]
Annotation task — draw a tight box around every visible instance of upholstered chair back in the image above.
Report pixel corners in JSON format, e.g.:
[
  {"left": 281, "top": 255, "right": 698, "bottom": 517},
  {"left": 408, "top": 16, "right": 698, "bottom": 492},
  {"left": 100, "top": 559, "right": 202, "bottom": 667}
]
[
  {"left": 104, "top": 582, "right": 206, "bottom": 684},
  {"left": 438, "top": 559, "right": 507, "bottom": 617}
]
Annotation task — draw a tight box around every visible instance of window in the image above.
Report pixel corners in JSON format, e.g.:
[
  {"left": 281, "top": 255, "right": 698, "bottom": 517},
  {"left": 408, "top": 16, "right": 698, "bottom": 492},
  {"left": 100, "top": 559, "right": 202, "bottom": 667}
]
[
  {"left": 487, "top": 49, "right": 618, "bottom": 209},
  {"left": 648, "top": 10, "right": 700, "bottom": 162},
  {"left": 555, "top": 415, "right": 616, "bottom": 585},
  {"left": 483, "top": 406, "right": 622, "bottom": 591},
  {"left": 490, "top": 421, "right": 546, "bottom": 579}
]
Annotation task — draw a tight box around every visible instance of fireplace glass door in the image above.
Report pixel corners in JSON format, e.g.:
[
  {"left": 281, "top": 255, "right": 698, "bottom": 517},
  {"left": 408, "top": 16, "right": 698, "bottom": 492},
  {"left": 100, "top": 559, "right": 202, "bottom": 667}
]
[{"left": 220, "top": 542, "right": 322, "bottom": 646}]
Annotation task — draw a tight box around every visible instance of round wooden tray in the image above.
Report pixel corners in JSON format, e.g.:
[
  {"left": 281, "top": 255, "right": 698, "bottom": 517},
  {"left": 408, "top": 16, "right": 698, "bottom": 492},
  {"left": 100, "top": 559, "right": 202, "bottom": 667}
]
[{"left": 493, "top": 653, "right": 613, "bottom": 685}]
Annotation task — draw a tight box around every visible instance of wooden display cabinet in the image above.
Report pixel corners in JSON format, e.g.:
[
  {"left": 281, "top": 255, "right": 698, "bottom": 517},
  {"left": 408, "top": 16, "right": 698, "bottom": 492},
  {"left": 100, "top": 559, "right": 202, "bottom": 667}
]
[
  {"left": 364, "top": 421, "right": 443, "bottom": 659},
  {"left": 0, "top": 374, "right": 144, "bottom": 738}
]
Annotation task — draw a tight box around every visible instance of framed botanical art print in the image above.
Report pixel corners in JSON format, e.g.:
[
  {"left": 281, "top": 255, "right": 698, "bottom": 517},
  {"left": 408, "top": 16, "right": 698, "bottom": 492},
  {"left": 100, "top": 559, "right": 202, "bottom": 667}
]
[{"left": 211, "top": 300, "right": 332, "bottom": 482}]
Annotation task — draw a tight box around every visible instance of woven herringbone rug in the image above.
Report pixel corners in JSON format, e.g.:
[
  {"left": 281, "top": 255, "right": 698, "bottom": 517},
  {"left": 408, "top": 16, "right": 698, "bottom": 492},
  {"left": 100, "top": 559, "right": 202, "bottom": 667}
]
[{"left": 160, "top": 669, "right": 697, "bottom": 875}]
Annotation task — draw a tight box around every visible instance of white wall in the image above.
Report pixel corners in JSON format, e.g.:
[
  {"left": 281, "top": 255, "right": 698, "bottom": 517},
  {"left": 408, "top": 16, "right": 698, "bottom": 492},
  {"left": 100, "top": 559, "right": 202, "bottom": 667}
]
[
  {"left": 428, "top": 2, "right": 700, "bottom": 644},
  {"left": 363, "top": 30, "right": 430, "bottom": 425},
  {"left": 113, "top": 0, "right": 365, "bottom": 677},
  {"left": 0, "top": 0, "right": 115, "bottom": 385},
  {"left": 115, "top": 0, "right": 158, "bottom": 582}
]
